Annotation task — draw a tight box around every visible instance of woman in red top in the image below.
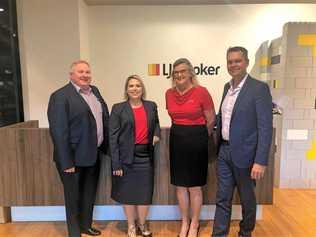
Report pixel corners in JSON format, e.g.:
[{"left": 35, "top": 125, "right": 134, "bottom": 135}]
[
  {"left": 166, "top": 58, "right": 216, "bottom": 237},
  {"left": 110, "top": 75, "right": 160, "bottom": 237}
]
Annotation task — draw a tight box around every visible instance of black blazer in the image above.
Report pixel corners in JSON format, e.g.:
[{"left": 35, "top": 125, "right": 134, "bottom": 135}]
[
  {"left": 109, "top": 100, "right": 160, "bottom": 170},
  {"left": 47, "top": 82, "right": 109, "bottom": 171},
  {"left": 216, "top": 75, "right": 273, "bottom": 168}
]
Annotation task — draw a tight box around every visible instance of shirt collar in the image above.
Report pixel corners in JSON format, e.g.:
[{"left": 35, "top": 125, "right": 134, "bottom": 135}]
[
  {"left": 70, "top": 81, "right": 92, "bottom": 95},
  {"left": 229, "top": 73, "right": 248, "bottom": 91}
]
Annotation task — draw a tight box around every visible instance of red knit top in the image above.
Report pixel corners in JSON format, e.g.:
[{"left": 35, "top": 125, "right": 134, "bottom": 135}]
[{"left": 165, "top": 86, "right": 214, "bottom": 125}]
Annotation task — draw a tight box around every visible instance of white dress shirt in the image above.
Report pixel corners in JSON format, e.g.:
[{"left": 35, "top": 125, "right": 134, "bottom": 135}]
[{"left": 221, "top": 74, "right": 248, "bottom": 141}]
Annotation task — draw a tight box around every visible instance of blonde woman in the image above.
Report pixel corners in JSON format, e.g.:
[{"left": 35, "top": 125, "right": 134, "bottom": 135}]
[
  {"left": 110, "top": 75, "right": 160, "bottom": 237},
  {"left": 165, "top": 58, "right": 216, "bottom": 237}
]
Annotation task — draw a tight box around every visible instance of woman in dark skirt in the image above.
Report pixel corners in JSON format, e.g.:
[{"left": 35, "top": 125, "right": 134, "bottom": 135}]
[
  {"left": 165, "top": 58, "right": 216, "bottom": 237},
  {"left": 110, "top": 75, "right": 160, "bottom": 237}
]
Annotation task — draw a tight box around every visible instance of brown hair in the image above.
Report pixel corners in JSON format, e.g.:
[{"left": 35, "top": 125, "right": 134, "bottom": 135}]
[{"left": 226, "top": 46, "right": 249, "bottom": 62}]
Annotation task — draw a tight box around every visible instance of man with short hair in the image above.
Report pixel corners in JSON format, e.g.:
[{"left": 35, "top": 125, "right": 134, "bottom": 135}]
[
  {"left": 212, "top": 47, "right": 273, "bottom": 237},
  {"left": 48, "top": 60, "right": 109, "bottom": 237}
]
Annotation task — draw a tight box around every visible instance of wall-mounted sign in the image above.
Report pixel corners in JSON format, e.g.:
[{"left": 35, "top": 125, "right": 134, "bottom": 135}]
[{"left": 148, "top": 63, "right": 221, "bottom": 78}]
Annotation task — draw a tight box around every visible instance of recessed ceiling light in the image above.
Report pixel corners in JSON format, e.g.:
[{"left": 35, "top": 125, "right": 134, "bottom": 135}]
[{"left": 0, "top": 8, "right": 4, "bottom": 12}]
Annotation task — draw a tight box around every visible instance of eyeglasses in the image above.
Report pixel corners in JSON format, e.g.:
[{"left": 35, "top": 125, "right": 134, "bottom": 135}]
[{"left": 172, "top": 69, "right": 188, "bottom": 77}]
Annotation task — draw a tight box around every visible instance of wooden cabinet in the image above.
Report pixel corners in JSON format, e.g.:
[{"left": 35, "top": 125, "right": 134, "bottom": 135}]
[{"left": 0, "top": 121, "right": 275, "bottom": 206}]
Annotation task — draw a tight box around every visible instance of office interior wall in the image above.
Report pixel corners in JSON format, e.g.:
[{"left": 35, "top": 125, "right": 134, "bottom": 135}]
[
  {"left": 16, "top": 2, "right": 316, "bottom": 127},
  {"left": 17, "top": 0, "right": 82, "bottom": 126},
  {"left": 79, "top": 0, "right": 91, "bottom": 60},
  {"left": 89, "top": 4, "right": 316, "bottom": 127}
]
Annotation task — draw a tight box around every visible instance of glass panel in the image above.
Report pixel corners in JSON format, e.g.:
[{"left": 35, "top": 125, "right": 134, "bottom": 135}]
[{"left": 0, "top": 0, "right": 24, "bottom": 127}]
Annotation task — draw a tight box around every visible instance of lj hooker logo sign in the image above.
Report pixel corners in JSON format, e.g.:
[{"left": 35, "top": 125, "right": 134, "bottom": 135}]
[{"left": 148, "top": 63, "right": 220, "bottom": 78}]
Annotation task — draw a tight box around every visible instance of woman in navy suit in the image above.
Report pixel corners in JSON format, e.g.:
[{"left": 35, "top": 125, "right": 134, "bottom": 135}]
[{"left": 110, "top": 75, "right": 160, "bottom": 237}]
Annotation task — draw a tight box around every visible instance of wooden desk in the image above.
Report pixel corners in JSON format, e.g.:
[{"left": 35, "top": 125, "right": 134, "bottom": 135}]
[{"left": 0, "top": 121, "right": 275, "bottom": 207}]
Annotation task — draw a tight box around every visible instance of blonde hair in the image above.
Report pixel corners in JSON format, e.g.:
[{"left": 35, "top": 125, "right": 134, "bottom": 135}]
[
  {"left": 124, "top": 75, "right": 146, "bottom": 100},
  {"left": 171, "top": 58, "right": 199, "bottom": 87},
  {"left": 70, "top": 60, "right": 90, "bottom": 72}
]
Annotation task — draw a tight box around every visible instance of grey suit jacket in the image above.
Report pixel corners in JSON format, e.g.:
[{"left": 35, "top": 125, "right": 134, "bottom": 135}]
[
  {"left": 216, "top": 75, "right": 273, "bottom": 168},
  {"left": 109, "top": 100, "right": 160, "bottom": 170}
]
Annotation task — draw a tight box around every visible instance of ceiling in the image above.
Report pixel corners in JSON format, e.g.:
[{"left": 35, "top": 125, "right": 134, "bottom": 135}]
[{"left": 85, "top": 0, "right": 316, "bottom": 5}]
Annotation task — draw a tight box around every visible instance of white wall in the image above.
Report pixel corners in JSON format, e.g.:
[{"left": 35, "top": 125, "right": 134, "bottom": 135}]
[
  {"left": 17, "top": 0, "right": 82, "bottom": 127},
  {"left": 89, "top": 4, "right": 316, "bottom": 126},
  {"left": 17, "top": 2, "right": 316, "bottom": 127},
  {"left": 79, "top": 0, "right": 91, "bottom": 60}
]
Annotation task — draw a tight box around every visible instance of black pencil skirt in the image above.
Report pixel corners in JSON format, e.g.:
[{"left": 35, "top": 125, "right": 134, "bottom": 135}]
[
  {"left": 169, "top": 124, "right": 209, "bottom": 187},
  {"left": 111, "top": 144, "right": 154, "bottom": 205}
]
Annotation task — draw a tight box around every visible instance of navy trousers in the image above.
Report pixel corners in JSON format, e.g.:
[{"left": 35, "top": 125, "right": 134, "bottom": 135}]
[
  {"left": 56, "top": 158, "right": 100, "bottom": 237},
  {"left": 212, "top": 144, "right": 256, "bottom": 237}
]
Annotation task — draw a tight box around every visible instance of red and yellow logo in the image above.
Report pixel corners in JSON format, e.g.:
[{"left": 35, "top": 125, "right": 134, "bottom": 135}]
[{"left": 148, "top": 64, "right": 160, "bottom": 76}]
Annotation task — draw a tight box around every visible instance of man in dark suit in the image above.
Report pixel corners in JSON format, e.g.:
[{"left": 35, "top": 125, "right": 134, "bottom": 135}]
[
  {"left": 212, "top": 47, "right": 272, "bottom": 237},
  {"left": 47, "top": 60, "right": 109, "bottom": 237}
]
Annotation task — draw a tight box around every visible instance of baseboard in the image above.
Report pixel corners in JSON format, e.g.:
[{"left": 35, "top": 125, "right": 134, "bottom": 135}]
[{"left": 11, "top": 205, "right": 262, "bottom": 221}]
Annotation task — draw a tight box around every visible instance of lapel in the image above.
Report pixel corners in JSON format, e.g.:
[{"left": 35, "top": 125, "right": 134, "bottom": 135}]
[
  {"left": 91, "top": 86, "right": 108, "bottom": 124},
  {"left": 217, "top": 83, "right": 229, "bottom": 132},
  {"left": 231, "top": 75, "right": 251, "bottom": 119},
  {"left": 124, "top": 101, "right": 135, "bottom": 128},
  {"left": 125, "top": 100, "right": 151, "bottom": 133},
  {"left": 91, "top": 86, "right": 105, "bottom": 113},
  {"left": 220, "top": 84, "right": 230, "bottom": 110},
  {"left": 68, "top": 82, "right": 92, "bottom": 114},
  {"left": 68, "top": 83, "right": 100, "bottom": 123},
  {"left": 143, "top": 100, "right": 152, "bottom": 132},
  {"left": 91, "top": 86, "right": 99, "bottom": 100}
]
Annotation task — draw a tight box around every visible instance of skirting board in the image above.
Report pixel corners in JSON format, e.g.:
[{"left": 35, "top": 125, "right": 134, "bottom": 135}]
[{"left": 11, "top": 205, "right": 262, "bottom": 221}]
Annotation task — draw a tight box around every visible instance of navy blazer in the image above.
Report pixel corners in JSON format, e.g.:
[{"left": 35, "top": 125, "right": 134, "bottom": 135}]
[
  {"left": 109, "top": 100, "right": 160, "bottom": 171},
  {"left": 216, "top": 75, "right": 273, "bottom": 168},
  {"left": 47, "top": 82, "right": 109, "bottom": 171}
]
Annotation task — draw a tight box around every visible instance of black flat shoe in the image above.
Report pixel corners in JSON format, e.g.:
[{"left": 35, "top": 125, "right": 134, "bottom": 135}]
[
  {"left": 238, "top": 232, "right": 251, "bottom": 237},
  {"left": 81, "top": 227, "right": 101, "bottom": 236}
]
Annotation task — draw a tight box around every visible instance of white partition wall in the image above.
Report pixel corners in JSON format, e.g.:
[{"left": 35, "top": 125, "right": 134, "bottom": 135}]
[{"left": 17, "top": 1, "right": 316, "bottom": 127}]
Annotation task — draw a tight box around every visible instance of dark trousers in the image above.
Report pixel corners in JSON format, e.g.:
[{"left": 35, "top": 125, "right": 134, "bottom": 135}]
[
  {"left": 212, "top": 144, "right": 256, "bottom": 237},
  {"left": 56, "top": 158, "right": 100, "bottom": 237}
]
